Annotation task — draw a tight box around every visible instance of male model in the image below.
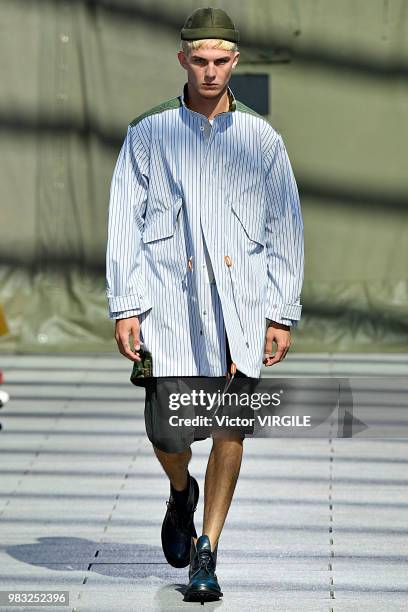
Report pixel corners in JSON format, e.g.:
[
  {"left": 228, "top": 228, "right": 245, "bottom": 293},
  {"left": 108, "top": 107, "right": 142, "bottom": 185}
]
[{"left": 105, "top": 7, "right": 304, "bottom": 604}]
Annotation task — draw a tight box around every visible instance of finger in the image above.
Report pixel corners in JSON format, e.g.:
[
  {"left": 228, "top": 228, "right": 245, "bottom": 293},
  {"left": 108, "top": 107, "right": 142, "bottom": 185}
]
[
  {"left": 263, "top": 337, "right": 277, "bottom": 365},
  {"left": 279, "top": 343, "right": 291, "bottom": 360},
  {"left": 263, "top": 355, "right": 275, "bottom": 367},
  {"left": 263, "top": 351, "right": 277, "bottom": 366},
  {"left": 131, "top": 325, "right": 141, "bottom": 350},
  {"left": 264, "top": 346, "right": 286, "bottom": 366},
  {"left": 282, "top": 345, "right": 291, "bottom": 360},
  {"left": 121, "top": 344, "right": 141, "bottom": 362},
  {"left": 116, "top": 334, "right": 141, "bottom": 362},
  {"left": 264, "top": 332, "right": 275, "bottom": 356}
]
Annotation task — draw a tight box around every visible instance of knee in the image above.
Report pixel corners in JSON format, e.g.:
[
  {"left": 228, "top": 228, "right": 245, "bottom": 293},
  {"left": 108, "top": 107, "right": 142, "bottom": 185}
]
[
  {"left": 153, "top": 444, "right": 192, "bottom": 466},
  {"left": 211, "top": 431, "right": 244, "bottom": 449}
]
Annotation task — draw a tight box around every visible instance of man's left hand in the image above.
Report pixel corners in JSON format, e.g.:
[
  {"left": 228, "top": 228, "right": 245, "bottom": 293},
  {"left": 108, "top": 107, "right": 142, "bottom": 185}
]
[{"left": 263, "top": 321, "right": 291, "bottom": 366}]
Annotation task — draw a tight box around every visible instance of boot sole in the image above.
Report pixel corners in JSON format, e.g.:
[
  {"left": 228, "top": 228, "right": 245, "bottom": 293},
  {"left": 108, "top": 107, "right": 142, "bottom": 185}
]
[{"left": 183, "top": 586, "right": 223, "bottom": 603}]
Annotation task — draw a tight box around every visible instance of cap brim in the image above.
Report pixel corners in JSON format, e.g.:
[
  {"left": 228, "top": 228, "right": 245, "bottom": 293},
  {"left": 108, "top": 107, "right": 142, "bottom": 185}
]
[{"left": 181, "top": 27, "right": 240, "bottom": 43}]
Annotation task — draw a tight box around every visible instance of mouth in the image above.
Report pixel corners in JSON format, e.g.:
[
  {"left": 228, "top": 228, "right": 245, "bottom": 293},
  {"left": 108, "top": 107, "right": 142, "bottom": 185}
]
[{"left": 202, "top": 83, "right": 217, "bottom": 87}]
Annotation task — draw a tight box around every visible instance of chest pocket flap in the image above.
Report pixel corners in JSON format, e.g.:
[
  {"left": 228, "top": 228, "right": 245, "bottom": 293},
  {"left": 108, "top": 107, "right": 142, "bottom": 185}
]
[
  {"left": 142, "top": 196, "right": 183, "bottom": 244},
  {"left": 230, "top": 197, "right": 266, "bottom": 248}
]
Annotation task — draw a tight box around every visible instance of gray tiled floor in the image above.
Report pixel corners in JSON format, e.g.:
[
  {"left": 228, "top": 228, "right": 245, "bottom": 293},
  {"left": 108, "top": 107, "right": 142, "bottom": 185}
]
[{"left": 0, "top": 353, "right": 407, "bottom": 611}]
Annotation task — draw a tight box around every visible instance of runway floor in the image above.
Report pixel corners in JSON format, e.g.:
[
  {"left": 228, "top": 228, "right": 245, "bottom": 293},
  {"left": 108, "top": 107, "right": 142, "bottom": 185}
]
[{"left": 0, "top": 352, "right": 407, "bottom": 611}]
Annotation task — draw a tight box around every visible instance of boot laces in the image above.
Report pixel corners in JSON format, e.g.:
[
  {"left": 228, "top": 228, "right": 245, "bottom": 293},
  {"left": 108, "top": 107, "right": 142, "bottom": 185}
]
[{"left": 193, "top": 550, "right": 213, "bottom": 576}]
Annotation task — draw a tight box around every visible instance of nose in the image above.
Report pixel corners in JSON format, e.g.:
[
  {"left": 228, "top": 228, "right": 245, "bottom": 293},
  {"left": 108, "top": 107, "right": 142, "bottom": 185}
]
[{"left": 204, "top": 63, "right": 216, "bottom": 79}]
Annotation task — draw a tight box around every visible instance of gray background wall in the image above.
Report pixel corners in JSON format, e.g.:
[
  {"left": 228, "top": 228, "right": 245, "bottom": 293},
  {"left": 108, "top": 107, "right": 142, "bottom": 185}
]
[{"left": 1, "top": 0, "right": 407, "bottom": 353}]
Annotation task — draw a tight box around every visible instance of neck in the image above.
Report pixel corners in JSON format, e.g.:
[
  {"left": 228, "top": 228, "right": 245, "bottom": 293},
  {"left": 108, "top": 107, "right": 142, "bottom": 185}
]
[{"left": 185, "top": 83, "right": 230, "bottom": 120}]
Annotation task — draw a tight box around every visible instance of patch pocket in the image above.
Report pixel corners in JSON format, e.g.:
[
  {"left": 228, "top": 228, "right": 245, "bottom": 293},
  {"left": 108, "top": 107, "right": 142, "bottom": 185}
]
[
  {"left": 142, "top": 196, "right": 183, "bottom": 244},
  {"left": 230, "top": 198, "right": 266, "bottom": 248}
]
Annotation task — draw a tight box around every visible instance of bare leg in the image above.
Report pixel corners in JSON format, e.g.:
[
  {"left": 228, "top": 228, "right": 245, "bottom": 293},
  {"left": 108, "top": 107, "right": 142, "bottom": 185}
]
[
  {"left": 202, "top": 432, "right": 243, "bottom": 550},
  {"left": 153, "top": 445, "right": 191, "bottom": 491}
]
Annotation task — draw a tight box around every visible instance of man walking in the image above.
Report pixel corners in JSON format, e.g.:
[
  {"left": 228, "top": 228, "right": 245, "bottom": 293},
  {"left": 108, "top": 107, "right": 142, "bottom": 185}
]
[{"left": 105, "top": 7, "right": 304, "bottom": 603}]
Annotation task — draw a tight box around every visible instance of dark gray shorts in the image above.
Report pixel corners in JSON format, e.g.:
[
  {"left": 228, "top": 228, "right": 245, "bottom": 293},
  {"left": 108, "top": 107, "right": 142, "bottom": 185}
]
[{"left": 144, "top": 334, "right": 259, "bottom": 453}]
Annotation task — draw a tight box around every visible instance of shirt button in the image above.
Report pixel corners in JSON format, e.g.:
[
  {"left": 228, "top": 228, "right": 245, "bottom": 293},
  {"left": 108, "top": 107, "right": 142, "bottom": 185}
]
[
  {"left": 224, "top": 255, "right": 232, "bottom": 267},
  {"left": 203, "top": 310, "right": 207, "bottom": 315},
  {"left": 200, "top": 125, "right": 205, "bottom": 131}
]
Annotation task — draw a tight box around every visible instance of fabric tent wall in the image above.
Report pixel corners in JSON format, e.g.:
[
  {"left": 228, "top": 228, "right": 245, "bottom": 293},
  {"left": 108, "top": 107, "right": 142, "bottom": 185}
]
[{"left": 0, "top": 0, "right": 407, "bottom": 354}]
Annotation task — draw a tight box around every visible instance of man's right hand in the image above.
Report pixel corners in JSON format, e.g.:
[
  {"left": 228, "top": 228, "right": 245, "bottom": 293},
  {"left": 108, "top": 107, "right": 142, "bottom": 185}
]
[{"left": 115, "top": 316, "right": 142, "bottom": 362}]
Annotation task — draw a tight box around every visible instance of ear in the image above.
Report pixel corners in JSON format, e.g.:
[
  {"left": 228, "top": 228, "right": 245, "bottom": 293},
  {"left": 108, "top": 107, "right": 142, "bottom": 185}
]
[
  {"left": 232, "top": 51, "right": 240, "bottom": 69},
  {"left": 177, "top": 50, "right": 189, "bottom": 70}
]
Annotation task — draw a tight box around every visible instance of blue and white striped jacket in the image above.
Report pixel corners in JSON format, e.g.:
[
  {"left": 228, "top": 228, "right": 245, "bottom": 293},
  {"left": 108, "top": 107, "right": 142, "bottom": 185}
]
[{"left": 105, "top": 84, "right": 304, "bottom": 378}]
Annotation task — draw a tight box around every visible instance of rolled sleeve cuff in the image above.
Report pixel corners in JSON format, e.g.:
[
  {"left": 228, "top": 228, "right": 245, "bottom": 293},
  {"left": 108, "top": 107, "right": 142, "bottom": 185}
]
[
  {"left": 265, "top": 303, "right": 302, "bottom": 326},
  {"left": 107, "top": 294, "right": 152, "bottom": 320},
  {"left": 109, "top": 309, "right": 142, "bottom": 321}
]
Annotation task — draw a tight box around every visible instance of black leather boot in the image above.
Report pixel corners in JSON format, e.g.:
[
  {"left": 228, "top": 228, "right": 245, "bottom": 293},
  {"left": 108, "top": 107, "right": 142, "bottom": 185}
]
[
  {"left": 161, "top": 474, "right": 199, "bottom": 568},
  {"left": 183, "top": 535, "right": 223, "bottom": 602}
]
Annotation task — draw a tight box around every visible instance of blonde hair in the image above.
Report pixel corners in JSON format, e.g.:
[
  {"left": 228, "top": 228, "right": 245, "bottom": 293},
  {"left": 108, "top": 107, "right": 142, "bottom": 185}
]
[{"left": 181, "top": 38, "right": 238, "bottom": 55}]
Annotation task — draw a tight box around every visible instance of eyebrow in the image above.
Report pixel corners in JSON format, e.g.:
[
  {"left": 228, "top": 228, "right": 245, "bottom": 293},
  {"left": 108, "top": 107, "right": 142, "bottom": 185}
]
[{"left": 191, "top": 55, "right": 231, "bottom": 62}]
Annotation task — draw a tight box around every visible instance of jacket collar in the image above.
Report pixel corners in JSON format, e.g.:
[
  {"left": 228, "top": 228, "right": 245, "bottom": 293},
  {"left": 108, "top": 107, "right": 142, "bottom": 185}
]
[{"left": 180, "top": 82, "right": 236, "bottom": 114}]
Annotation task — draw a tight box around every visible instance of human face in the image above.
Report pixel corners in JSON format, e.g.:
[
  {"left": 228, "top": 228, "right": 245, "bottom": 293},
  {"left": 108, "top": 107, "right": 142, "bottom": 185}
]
[{"left": 178, "top": 45, "right": 239, "bottom": 100}]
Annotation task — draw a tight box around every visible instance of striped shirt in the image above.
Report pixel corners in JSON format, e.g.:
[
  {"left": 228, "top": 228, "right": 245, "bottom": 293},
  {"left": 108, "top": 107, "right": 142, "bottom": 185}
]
[{"left": 105, "top": 83, "right": 304, "bottom": 377}]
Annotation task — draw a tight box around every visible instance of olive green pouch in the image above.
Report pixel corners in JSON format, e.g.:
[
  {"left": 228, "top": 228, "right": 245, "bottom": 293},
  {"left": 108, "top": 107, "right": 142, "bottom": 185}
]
[{"left": 130, "top": 344, "right": 153, "bottom": 387}]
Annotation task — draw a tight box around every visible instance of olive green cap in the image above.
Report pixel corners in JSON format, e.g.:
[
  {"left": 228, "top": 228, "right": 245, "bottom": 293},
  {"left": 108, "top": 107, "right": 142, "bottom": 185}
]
[{"left": 181, "top": 7, "right": 240, "bottom": 43}]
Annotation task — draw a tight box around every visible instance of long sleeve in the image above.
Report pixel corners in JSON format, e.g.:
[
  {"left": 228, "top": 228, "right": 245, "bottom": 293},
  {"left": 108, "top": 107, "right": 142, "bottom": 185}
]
[
  {"left": 263, "top": 131, "right": 304, "bottom": 327},
  {"left": 105, "top": 122, "right": 152, "bottom": 320}
]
